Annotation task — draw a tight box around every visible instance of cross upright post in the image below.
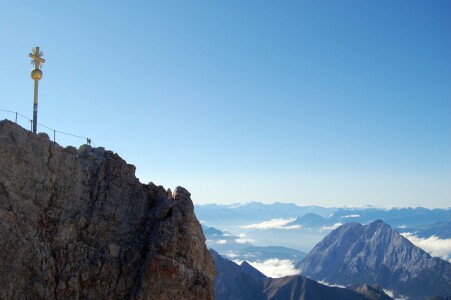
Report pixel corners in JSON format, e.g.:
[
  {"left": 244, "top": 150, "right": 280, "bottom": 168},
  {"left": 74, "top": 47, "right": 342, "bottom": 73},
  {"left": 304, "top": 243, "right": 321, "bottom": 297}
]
[{"left": 29, "top": 46, "right": 45, "bottom": 133}]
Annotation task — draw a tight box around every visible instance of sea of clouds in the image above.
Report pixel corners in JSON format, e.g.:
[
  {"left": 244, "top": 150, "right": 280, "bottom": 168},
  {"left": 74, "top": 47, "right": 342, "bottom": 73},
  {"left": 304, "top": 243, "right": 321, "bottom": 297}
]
[
  {"left": 234, "top": 258, "right": 300, "bottom": 278},
  {"left": 401, "top": 232, "right": 451, "bottom": 262}
]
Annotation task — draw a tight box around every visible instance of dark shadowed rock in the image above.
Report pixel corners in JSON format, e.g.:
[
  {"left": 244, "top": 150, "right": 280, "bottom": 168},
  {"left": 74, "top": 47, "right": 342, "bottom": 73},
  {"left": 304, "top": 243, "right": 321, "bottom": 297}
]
[
  {"left": 0, "top": 120, "right": 214, "bottom": 299},
  {"left": 263, "top": 276, "right": 392, "bottom": 300},
  {"left": 211, "top": 249, "right": 392, "bottom": 300},
  {"left": 297, "top": 220, "right": 451, "bottom": 299},
  {"left": 350, "top": 284, "right": 393, "bottom": 300},
  {"left": 240, "top": 261, "right": 267, "bottom": 279},
  {"left": 210, "top": 249, "right": 266, "bottom": 300}
]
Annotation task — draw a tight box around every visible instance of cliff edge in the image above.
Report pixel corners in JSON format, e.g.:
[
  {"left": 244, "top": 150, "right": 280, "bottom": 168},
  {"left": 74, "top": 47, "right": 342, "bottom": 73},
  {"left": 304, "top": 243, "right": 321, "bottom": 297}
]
[{"left": 0, "top": 120, "right": 215, "bottom": 299}]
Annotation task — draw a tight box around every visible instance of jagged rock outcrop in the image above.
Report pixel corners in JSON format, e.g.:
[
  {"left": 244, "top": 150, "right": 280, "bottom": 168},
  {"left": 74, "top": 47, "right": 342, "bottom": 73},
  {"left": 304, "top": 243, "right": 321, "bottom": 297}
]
[
  {"left": 0, "top": 120, "right": 215, "bottom": 299},
  {"left": 211, "top": 249, "right": 392, "bottom": 300},
  {"left": 210, "top": 249, "right": 266, "bottom": 300},
  {"left": 297, "top": 220, "right": 451, "bottom": 299}
]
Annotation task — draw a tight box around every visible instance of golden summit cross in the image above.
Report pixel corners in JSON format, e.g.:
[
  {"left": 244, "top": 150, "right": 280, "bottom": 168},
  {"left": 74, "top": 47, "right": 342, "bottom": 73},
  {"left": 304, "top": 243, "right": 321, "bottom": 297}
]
[
  {"left": 29, "top": 47, "right": 45, "bottom": 69},
  {"left": 29, "top": 46, "right": 45, "bottom": 133}
]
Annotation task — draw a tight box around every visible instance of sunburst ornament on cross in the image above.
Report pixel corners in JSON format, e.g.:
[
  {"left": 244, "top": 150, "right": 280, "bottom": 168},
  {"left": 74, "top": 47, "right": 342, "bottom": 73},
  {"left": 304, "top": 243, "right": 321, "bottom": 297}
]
[{"left": 29, "top": 46, "right": 45, "bottom": 133}]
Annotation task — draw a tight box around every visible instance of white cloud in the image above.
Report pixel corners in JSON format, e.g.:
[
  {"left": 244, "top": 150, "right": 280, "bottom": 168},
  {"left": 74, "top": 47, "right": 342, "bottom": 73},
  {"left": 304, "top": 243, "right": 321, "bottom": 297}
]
[
  {"left": 397, "top": 225, "right": 407, "bottom": 229},
  {"left": 235, "top": 238, "right": 249, "bottom": 244},
  {"left": 284, "top": 225, "right": 302, "bottom": 229},
  {"left": 401, "top": 232, "right": 451, "bottom": 262},
  {"left": 383, "top": 289, "right": 408, "bottom": 300},
  {"left": 320, "top": 223, "right": 343, "bottom": 232},
  {"left": 341, "top": 214, "right": 360, "bottom": 219},
  {"left": 234, "top": 233, "right": 254, "bottom": 244},
  {"left": 241, "top": 218, "right": 301, "bottom": 230},
  {"left": 235, "top": 259, "right": 300, "bottom": 278},
  {"left": 206, "top": 239, "right": 228, "bottom": 245},
  {"left": 225, "top": 251, "right": 238, "bottom": 259},
  {"left": 317, "top": 281, "right": 346, "bottom": 289},
  {"left": 383, "top": 290, "right": 394, "bottom": 298}
]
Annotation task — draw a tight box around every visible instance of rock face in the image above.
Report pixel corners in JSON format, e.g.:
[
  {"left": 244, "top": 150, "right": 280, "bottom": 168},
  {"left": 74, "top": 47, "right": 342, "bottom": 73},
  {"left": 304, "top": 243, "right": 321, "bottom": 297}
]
[
  {"left": 297, "top": 220, "right": 451, "bottom": 299},
  {"left": 0, "top": 120, "right": 215, "bottom": 299},
  {"left": 210, "top": 249, "right": 266, "bottom": 300},
  {"left": 211, "top": 249, "right": 392, "bottom": 300}
]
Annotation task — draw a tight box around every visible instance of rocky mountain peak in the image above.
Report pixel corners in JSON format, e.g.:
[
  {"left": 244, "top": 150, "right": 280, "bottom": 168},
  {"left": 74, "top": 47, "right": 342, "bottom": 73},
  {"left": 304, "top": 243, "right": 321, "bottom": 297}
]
[
  {"left": 0, "top": 120, "right": 214, "bottom": 299},
  {"left": 297, "top": 219, "right": 451, "bottom": 299},
  {"left": 240, "top": 261, "right": 266, "bottom": 279},
  {"left": 211, "top": 249, "right": 393, "bottom": 300}
]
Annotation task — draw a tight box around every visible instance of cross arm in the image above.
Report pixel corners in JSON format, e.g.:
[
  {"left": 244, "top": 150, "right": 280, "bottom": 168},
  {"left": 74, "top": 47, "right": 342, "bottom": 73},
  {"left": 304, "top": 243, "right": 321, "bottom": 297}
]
[{"left": 29, "top": 53, "right": 46, "bottom": 63}]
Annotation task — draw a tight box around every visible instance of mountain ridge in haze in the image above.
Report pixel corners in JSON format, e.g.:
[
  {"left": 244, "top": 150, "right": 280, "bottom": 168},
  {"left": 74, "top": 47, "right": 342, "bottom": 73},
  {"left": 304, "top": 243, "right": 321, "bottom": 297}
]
[
  {"left": 202, "top": 225, "right": 307, "bottom": 262},
  {"left": 196, "top": 203, "right": 450, "bottom": 255}
]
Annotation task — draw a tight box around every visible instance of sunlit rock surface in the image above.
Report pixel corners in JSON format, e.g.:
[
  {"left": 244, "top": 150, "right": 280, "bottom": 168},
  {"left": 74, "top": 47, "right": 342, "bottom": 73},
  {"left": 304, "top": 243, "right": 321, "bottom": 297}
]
[{"left": 0, "top": 120, "right": 214, "bottom": 299}]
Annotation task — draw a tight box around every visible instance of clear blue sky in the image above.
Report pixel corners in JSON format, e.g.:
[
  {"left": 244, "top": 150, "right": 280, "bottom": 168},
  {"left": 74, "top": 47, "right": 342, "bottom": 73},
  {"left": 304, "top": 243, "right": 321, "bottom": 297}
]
[{"left": 1, "top": 1, "right": 450, "bottom": 207}]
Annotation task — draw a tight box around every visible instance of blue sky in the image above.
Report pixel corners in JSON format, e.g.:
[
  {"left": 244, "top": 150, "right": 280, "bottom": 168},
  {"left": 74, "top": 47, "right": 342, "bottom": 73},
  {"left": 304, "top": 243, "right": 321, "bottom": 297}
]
[{"left": 1, "top": 1, "right": 450, "bottom": 207}]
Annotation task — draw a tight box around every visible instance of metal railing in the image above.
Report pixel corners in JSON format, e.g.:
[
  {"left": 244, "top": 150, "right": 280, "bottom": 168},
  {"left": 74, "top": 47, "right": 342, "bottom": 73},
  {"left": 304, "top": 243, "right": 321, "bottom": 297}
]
[{"left": 0, "top": 108, "right": 94, "bottom": 146}]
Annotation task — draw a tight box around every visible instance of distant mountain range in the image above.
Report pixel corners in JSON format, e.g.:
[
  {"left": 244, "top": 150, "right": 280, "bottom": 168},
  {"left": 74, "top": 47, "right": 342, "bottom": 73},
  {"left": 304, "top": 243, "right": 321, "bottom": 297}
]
[
  {"left": 328, "top": 207, "right": 451, "bottom": 234},
  {"left": 287, "top": 213, "right": 329, "bottom": 228},
  {"left": 202, "top": 225, "right": 306, "bottom": 263},
  {"left": 196, "top": 202, "right": 450, "bottom": 235},
  {"left": 211, "top": 249, "right": 393, "bottom": 300},
  {"left": 199, "top": 203, "right": 450, "bottom": 298},
  {"left": 410, "top": 220, "right": 451, "bottom": 239},
  {"left": 297, "top": 220, "right": 451, "bottom": 299},
  {"left": 196, "top": 202, "right": 335, "bottom": 226},
  {"left": 195, "top": 202, "right": 451, "bottom": 253}
]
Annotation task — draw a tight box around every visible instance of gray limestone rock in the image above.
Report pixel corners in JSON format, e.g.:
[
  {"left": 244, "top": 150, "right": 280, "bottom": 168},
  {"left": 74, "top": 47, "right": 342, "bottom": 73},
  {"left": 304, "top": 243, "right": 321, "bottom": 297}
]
[
  {"left": 297, "top": 220, "right": 451, "bottom": 299},
  {"left": 0, "top": 120, "right": 214, "bottom": 299}
]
